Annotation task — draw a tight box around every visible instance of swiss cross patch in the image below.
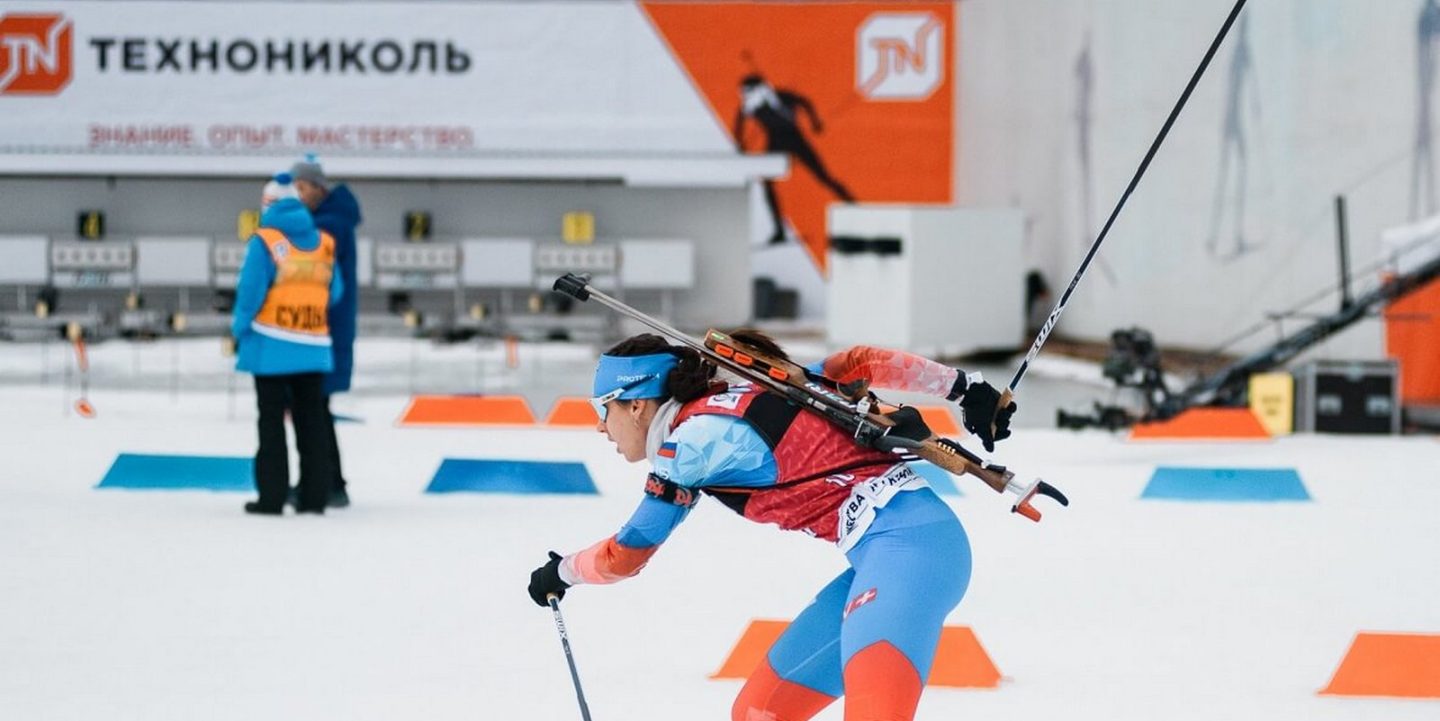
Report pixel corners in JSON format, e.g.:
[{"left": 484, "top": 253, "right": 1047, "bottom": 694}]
[{"left": 844, "top": 587, "right": 878, "bottom": 618}]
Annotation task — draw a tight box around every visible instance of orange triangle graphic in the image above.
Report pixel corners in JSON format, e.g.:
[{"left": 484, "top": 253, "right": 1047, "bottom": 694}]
[{"left": 641, "top": 2, "right": 954, "bottom": 271}]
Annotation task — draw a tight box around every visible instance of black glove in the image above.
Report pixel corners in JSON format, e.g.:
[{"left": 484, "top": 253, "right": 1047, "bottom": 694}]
[
  {"left": 527, "top": 551, "right": 570, "bottom": 607},
  {"left": 950, "top": 373, "right": 1017, "bottom": 453}
]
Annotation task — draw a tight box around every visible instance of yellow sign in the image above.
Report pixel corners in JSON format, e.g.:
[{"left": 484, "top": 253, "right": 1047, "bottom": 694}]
[
  {"left": 562, "top": 211, "right": 595, "bottom": 244},
  {"left": 1248, "top": 372, "right": 1294, "bottom": 436},
  {"left": 405, "top": 211, "right": 432, "bottom": 242},
  {"left": 77, "top": 210, "right": 105, "bottom": 240},
  {"left": 237, "top": 209, "right": 260, "bottom": 241}
]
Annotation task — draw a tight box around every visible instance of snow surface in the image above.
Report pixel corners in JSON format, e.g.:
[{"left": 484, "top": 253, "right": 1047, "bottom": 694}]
[{"left": 2, "top": 338, "right": 1438, "bottom": 720}]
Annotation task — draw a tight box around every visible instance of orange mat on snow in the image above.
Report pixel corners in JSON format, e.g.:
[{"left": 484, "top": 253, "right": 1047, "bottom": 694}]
[
  {"left": 711, "top": 619, "right": 1000, "bottom": 688},
  {"left": 1128, "top": 408, "right": 1270, "bottom": 441},
  {"left": 397, "top": 395, "right": 537, "bottom": 426},
  {"left": 544, "top": 397, "right": 599, "bottom": 427},
  {"left": 1321, "top": 632, "right": 1440, "bottom": 698},
  {"left": 915, "top": 405, "right": 963, "bottom": 437}
]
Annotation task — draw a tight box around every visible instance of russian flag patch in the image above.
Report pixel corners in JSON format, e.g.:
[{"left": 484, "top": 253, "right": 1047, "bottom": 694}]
[{"left": 657, "top": 442, "right": 678, "bottom": 459}]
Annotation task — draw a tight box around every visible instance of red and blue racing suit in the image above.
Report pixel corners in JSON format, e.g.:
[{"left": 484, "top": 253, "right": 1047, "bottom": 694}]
[{"left": 558, "top": 347, "right": 972, "bottom": 721}]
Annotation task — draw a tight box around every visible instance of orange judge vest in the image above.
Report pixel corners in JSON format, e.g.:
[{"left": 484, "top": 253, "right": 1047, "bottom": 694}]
[{"left": 251, "top": 227, "right": 335, "bottom": 344}]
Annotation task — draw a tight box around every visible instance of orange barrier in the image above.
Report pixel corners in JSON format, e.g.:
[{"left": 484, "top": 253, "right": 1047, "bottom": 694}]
[
  {"left": 710, "top": 619, "right": 789, "bottom": 680},
  {"left": 1385, "top": 277, "right": 1440, "bottom": 403},
  {"left": 1128, "top": 408, "right": 1270, "bottom": 441},
  {"left": 929, "top": 626, "right": 1003, "bottom": 687},
  {"left": 711, "top": 619, "right": 1000, "bottom": 688},
  {"left": 1321, "top": 632, "right": 1440, "bottom": 698},
  {"left": 397, "top": 395, "right": 537, "bottom": 427},
  {"left": 544, "top": 397, "right": 600, "bottom": 427},
  {"left": 915, "top": 405, "right": 963, "bottom": 437}
]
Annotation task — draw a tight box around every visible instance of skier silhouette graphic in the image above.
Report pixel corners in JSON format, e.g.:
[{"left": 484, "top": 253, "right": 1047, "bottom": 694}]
[
  {"left": 1073, "top": 31, "right": 1117, "bottom": 284},
  {"left": 1206, "top": 14, "right": 1261, "bottom": 261},
  {"left": 1412, "top": 0, "right": 1440, "bottom": 220},
  {"left": 733, "top": 73, "right": 855, "bottom": 245}
]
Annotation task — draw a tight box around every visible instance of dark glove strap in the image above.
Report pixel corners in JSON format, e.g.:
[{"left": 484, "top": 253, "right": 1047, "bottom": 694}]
[
  {"left": 946, "top": 371, "right": 969, "bottom": 402},
  {"left": 644, "top": 473, "right": 700, "bottom": 508}
]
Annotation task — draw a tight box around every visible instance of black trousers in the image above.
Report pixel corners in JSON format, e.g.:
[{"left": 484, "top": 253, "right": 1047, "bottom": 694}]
[
  {"left": 322, "top": 394, "right": 347, "bottom": 493},
  {"left": 253, "top": 373, "right": 333, "bottom": 511}
]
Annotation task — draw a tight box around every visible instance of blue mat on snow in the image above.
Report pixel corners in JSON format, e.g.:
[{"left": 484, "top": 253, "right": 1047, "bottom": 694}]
[
  {"left": 97, "top": 453, "right": 252, "bottom": 491},
  {"left": 426, "top": 459, "right": 597, "bottom": 494},
  {"left": 1141, "top": 466, "right": 1310, "bottom": 502}
]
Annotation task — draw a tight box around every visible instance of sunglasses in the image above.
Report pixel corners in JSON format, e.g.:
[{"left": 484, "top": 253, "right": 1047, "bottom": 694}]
[{"left": 589, "top": 375, "right": 652, "bottom": 423}]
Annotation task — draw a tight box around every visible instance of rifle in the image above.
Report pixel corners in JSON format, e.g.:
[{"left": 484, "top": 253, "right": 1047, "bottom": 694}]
[{"left": 552, "top": 273, "right": 1068, "bottom": 522}]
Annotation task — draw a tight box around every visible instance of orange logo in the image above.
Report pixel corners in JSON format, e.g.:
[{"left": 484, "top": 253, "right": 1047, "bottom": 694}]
[{"left": 0, "top": 13, "right": 72, "bottom": 95}]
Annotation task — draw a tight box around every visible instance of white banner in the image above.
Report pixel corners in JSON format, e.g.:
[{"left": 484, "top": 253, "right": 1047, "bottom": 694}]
[{"left": 0, "top": 1, "right": 753, "bottom": 178}]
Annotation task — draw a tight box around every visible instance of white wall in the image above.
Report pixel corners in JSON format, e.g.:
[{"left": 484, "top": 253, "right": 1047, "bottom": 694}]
[
  {"left": 0, "top": 177, "right": 752, "bottom": 329},
  {"left": 957, "top": 0, "right": 1424, "bottom": 360}
]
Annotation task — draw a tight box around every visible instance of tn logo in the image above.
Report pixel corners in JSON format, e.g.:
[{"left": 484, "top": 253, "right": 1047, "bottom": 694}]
[
  {"left": 856, "top": 12, "right": 943, "bottom": 101},
  {"left": 0, "top": 13, "right": 72, "bottom": 96}
]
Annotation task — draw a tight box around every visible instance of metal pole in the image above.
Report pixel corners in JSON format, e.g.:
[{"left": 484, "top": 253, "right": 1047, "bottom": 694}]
[{"left": 1335, "top": 195, "right": 1353, "bottom": 311}]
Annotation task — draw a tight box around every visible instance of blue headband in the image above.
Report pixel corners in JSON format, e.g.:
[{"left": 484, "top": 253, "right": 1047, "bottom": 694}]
[{"left": 592, "top": 352, "right": 677, "bottom": 399}]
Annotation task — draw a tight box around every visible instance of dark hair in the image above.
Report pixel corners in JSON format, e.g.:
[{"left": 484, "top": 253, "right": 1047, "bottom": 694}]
[
  {"left": 604, "top": 334, "right": 717, "bottom": 404},
  {"left": 724, "top": 328, "right": 790, "bottom": 363},
  {"left": 605, "top": 329, "right": 793, "bottom": 404}
]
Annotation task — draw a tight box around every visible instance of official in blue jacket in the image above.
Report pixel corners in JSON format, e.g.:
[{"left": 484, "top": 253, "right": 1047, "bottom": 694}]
[
  {"left": 292, "top": 154, "right": 362, "bottom": 508},
  {"left": 232, "top": 173, "right": 345, "bottom": 515}
]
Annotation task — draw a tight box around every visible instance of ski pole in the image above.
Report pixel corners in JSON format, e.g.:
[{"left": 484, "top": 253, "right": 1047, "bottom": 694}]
[
  {"left": 1003, "top": 0, "right": 1249, "bottom": 406},
  {"left": 548, "top": 595, "right": 593, "bottom": 721}
]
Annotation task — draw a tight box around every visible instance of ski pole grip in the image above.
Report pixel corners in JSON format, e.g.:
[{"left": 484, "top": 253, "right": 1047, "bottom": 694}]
[
  {"left": 992, "top": 387, "right": 1015, "bottom": 439},
  {"left": 552, "top": 273, "right": 592, "bottom": 301},
  {"left": 1012, "top": 501, "right": 1042, "bottom": 523}
]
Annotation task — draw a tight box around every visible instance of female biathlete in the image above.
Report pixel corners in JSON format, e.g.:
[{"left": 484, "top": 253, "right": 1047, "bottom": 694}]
[{"left": 528, "top": 331, "right": 1015, "bottom": 721}]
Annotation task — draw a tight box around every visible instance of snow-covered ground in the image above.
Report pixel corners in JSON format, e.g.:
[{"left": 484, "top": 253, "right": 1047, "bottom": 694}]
[{"left": 1, "top": 338, "right": 1437, "bottom": 720}]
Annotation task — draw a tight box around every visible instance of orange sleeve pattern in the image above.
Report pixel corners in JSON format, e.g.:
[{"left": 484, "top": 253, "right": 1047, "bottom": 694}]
[
  {"left": 820, "top": 346, "right": 959, "bottom": 399},
  {"left": 560, "top": 535, "right": 660, "bottom": 586}
]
